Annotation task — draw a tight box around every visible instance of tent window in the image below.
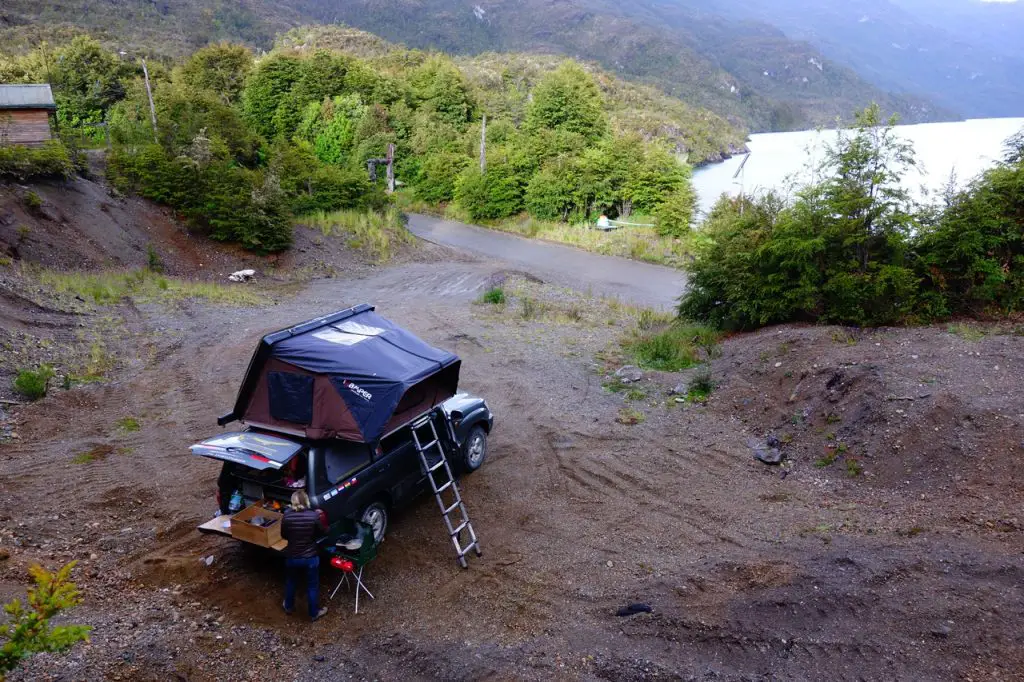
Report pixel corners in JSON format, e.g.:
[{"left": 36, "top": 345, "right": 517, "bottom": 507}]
[
  {"left": 323, "top": 441, "right": 372, "bottom": 484},
  {"left": 268, "top": 372, "right": 314, "bottom": 425}
]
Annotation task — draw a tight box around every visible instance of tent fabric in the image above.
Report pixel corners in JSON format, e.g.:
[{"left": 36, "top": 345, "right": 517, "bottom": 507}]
[{"left": 228, "top": 306, "right": 460, "bottom": 443}]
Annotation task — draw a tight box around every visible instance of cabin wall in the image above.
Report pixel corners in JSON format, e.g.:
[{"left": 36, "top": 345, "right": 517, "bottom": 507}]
[{"left": 0, "top": 109, "right": 54, "bottom": 147}]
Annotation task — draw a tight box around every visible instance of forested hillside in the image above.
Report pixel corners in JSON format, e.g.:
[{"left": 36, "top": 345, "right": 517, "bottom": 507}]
[
  {"left": 2, "top": 29, "right": 724, "bottom": 253},
  {"left": 0, "top": 0, "right": 947, "bottom": 131}
]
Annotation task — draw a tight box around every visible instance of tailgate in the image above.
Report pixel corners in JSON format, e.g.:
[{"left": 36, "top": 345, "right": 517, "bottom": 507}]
[{"left": 190, "top": 431, "right": 303, "bottom": 471}]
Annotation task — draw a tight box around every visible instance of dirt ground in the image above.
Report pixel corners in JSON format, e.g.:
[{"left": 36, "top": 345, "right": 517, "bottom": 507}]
[{"left": 1, "top": 181, "right": 1022, "bottom": 681}]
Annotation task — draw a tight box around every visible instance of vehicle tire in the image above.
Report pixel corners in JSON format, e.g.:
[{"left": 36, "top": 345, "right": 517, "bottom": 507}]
[
  {"left": 360, "top": 501, "right": 388, "bottom": 544},
  {"left": 461, "top": 425, "right": 488, "bottom": 473}
]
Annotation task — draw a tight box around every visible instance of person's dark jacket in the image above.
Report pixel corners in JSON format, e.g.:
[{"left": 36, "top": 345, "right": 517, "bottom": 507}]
[{"left": 281, "top": 508, "right": 328, "bottom": 559}]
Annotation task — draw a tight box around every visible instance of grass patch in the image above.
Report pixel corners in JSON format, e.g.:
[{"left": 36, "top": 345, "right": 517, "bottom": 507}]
[
  {"left": 947, "top": 322, "right": 986, "bottom": 341},
  {"left": 815, "top": 450, "right": 838, "bottom": 468},
  {"left": 623, "top": 322, "right": 721, "bottom": 372},
  {"left": 625, "top": 388, "right": 647, "bottom": 402},
  {"left": 304, "top": 206, "right": 411, "bottom": 263},
  {"left": 845, "top": 457, "right": 863, "bottom": 477},
  {"left": 479, "top": 287, "right": 506, "bottom": 305},
  {"left": 116, "top": 416, "right": 141, "bottom": 433},
  {"left": 13, "top": 364, "right": 55, "bottom": 400},
  {"left": 71, "top": 444, "right": 115, "bottom": 464},
  {"left": 38, "top": 269, "right": 262, "bottom": 306},
  {"left": 485, "top": 216, "right": 692, "bottom": 268},
  {"left": 616, "top": 407, "right": 646, "bottom": 425},
  {"left": 602, "top": 376, "right": 629, "bottom": 393}
]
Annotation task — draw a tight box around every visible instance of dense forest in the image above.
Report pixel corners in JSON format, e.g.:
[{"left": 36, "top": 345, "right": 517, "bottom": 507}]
[{"left": 1, "top": 30, "right": 723, "bottom": 252}]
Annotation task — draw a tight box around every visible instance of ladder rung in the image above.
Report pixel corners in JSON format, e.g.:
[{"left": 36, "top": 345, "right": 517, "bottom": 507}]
[
  {"left": 450, "top": 521, "right": 468, "bottom": 536},
  {"left": 427, "top": 459, "right": 446, "bottom": 473},
  {"left": 436, "top": 481, "right": 453, "bottom": 493},
  {"left": 419, "top": 439, "right": 439, "bottom": 450},
  {"left": 457, "top": 541, "right": 477, "bottom": 556},
  {"left": 443, "top": 500, "right": 462, "bottom": 515}
]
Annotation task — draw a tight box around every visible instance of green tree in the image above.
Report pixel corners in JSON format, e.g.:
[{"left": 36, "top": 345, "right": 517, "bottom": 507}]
[
  {"left": 455, "top": 161, "right": 525, "bottom": 220},
  {"left": 416, "top": 152, "right": 469, "bottom": 203},
  {"left": 1, "top": 562, "right": 90, "bottom": 680},
  {"left": 680, "top": 105, "right": 922, "bottom": 329},
  {"left": 408, "top": 56, "right": 473, "bottom": 128},
  {"left": 917, "top": 129, "right": 1024, "bottom": 315},
  {"left": 525, "top": 61, "right": 607, "bottom": 142},
  {"left": 241, "top": 54, "right": 304, "bottom": 139},
  {"left": 179, "top": 42, "right": 253, "bottom": 104}
]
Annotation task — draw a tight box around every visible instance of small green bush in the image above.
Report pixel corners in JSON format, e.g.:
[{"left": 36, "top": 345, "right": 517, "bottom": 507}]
[
  {"left": 23, "top": 191, "right": 43, "bottom": 212},
  {"left": 0, "top": 562, "right": 91, "bottom": 677},
  {"left": 13, "top": 365, "right": 55, "bottom": 401},
  {"left": 480, "top": 287, "right": 506, "bottom": 305},
  {"left": 0, "top": 141, "right": 75, "bottom": 181},
  {"left": 146, "top": 245, "right": 164, "bottom": 273},
  {"left": 686, "top": 368, "right": 716, "bottom": 403}
]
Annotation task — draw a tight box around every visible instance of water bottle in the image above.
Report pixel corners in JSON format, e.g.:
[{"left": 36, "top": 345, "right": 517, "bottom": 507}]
[{"left": 228, "top": 490, "right": 243, "bottom": 513}]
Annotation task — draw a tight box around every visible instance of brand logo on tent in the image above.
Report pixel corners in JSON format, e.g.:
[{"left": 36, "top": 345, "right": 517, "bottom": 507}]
[{"left": 343, "top": 379, "right": 373, "bottom": 401}]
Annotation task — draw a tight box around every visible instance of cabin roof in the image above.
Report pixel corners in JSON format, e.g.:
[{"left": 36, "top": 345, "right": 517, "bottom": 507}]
[{"left": 0, "top": 84, "right": 57, "bottom": 110}]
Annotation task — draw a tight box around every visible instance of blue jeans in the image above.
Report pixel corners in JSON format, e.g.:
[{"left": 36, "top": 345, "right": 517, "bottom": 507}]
[{"left": 284, "top": 556, "right": 320, "bottom": 620}]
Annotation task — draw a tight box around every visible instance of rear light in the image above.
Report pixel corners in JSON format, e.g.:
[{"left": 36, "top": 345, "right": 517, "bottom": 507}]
[{"left": 216, "top": 490, "right": 222, "bottom": 507}]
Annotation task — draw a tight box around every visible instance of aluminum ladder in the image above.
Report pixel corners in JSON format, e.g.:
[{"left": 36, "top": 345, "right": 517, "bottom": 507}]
[{"left": 411, "top": 411, "right": 482, "bottom": 568}]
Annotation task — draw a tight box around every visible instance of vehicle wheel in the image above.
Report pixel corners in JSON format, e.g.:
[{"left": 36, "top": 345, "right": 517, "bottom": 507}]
[
  {"left": 360, "top": 501, "right": 388, "bottom": 544},
  {"left": 462, "top": 426, "right": 488, "bottom": 473}
]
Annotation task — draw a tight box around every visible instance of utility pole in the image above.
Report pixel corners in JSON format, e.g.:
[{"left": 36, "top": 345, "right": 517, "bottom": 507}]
[
  {"left": 479, "top": 114, "right": 487, "bottom": 173},
  {"left": 141, "top": 58, "right": 158, "bottom": 144},
  {"left": 386, "top": 143, "right": 395, "bottom": 194}
]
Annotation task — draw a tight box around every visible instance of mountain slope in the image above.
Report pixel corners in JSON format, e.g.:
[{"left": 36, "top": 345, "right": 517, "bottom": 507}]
[
  {"left": 678, "top": 0, "right": 1024, "bottom": 118},
  {"left": 1, "top": 0, "right": 949, "bottom": 132}
]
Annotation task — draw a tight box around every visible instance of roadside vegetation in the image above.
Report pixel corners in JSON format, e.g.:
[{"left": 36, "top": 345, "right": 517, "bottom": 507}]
[
  {"left": 680, "top": 105, "right": 1024, "bottom": 329},
  {"left": 303, "top": 206, "right": 411, "bottom": 263},
  {"left": 37, "top": 268, "right": 263, "bottom": 306}
]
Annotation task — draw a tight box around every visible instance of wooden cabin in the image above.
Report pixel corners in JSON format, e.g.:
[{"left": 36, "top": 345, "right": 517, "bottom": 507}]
[{"left": 0, "top": 84, "right": 57, "bottom": 147}]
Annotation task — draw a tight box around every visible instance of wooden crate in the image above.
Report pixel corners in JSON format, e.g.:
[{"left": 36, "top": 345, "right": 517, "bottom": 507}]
[{"left": 230, "top": 502, "right": 283, "bottom": 548}]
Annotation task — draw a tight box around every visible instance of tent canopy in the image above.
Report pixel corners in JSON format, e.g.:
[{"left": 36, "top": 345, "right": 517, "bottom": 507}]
[{"left": 219, "top": 304, "right": 460, "bottom": 443}]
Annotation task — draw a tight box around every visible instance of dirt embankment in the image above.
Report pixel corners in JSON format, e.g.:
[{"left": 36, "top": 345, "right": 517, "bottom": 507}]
[{"left": 0, "top": 177, "right": 1021, "bottom": 681}]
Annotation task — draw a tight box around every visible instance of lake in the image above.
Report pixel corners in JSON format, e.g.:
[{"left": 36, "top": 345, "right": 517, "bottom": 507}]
[{"left": 691, "top": 117, "right": 1024, "bottom": 216}]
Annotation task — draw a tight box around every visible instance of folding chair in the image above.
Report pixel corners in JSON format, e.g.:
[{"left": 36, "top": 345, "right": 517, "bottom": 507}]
[{"left": 327, "top": 521, "right": 378, "bottom": 614}]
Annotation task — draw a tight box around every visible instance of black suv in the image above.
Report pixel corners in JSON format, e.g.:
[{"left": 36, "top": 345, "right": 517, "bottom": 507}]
[{"left": 194, "top": 394, "right": 493, "bottom": 545}]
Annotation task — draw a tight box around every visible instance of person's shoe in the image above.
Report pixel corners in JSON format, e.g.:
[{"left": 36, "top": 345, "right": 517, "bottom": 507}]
[
  {"left": 311, "top": 606, "right": 328, "bottom": 622},
  {"left": 282, "top": 601, "right": 294, "bottom": 615}
]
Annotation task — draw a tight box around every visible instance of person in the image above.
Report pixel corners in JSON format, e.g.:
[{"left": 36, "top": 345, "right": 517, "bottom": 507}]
[
  {"left": 281, "top": 490, "right": 329, "bottom": 622},
  {"left": 596, "top": 214, "right": 611, "bottom": 229}
]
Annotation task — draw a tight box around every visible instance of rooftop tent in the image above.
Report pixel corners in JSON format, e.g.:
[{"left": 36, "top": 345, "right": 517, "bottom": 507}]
[{"left": 219, "top": 304, "right": 461, "bottom": 443}]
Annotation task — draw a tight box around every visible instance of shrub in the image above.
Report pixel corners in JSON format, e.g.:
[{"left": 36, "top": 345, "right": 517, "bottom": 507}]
[
  {"left": 23, "top": 191, "right": 43, "bottom": 212},
  {"left": 480, "top": 287, "right": 506, "bottom": 305},
  {"left": 0, "top": 562, "right": 91, "bottom": 678},
  {"left": 686, "top": 368, "right": 716, "bottom": 403},
  {"left": 455, "top": 162, "right": 525, "bottom": 221},
  {"left": 681, "top": 106, "right": 923, "bottom": 329},
  {"left": 13, "top": 365, "right": 55, "bottom": 401},
  {"left": 416, "top": 152, "right": 469, "bottom": 204},
  {"left": 146, "top": 244, "right": 164, "bottom": 273},
  {"left": 0, "top": 141, "right": 75, "bottom": 181}
]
